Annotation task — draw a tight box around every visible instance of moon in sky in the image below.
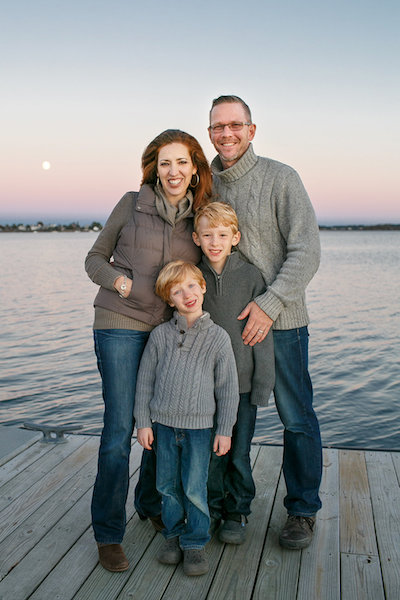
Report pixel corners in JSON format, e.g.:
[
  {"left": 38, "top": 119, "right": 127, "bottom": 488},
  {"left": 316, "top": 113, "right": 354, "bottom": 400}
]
[{"left": 42, "top": 161, "right": 51, "bottom": 170}]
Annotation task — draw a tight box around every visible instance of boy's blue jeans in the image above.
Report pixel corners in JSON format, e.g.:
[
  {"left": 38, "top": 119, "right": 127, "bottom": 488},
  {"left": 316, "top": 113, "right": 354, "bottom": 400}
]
[
  {"left": 154, "top": 423, "right": 211, "bottom": 550},
  {"left": 91, "top": 328, "right": 151, "bottom": 544},
  {"left": 208, "top": 393, "right": 257, "bottom": 519},
  {"left": 273, "top": 326, "right": 322, "bottom": 516}
]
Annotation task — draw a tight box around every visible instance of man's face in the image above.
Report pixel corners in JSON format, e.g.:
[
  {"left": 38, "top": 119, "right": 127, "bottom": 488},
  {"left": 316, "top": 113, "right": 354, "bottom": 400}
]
[{"left": 209, "top": 102, "right": 256, "bottom": 169}]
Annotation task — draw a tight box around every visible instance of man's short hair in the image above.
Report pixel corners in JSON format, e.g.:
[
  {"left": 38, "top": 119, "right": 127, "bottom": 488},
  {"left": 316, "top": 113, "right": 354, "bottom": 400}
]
[
  {"left": 210, "top": 95, "right": 252, "bottom": 123},
  {"left": 155, "top": 260, "right": 206, "bottom": 303},
  {"left": 194, "top": 202, "right": 239, "bottom": 235}
]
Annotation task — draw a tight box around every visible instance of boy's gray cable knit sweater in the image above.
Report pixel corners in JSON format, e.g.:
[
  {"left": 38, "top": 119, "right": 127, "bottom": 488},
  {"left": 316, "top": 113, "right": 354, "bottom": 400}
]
[{"left": 134, "top": 311, "right": 239, "bottom": 437}]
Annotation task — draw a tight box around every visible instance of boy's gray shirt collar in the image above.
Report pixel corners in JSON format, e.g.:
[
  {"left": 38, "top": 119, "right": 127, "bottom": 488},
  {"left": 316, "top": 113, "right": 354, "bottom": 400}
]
[
  {"left": 172, "top": 310, "right": 212, "bottom": 335},
  {"left": 200, "top": 251, "right": 243, "bottom": 278}
]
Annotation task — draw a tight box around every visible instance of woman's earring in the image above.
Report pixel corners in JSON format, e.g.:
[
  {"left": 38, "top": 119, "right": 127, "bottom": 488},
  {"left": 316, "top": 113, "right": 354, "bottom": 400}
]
[
  {"left": 156, "top": 175, "right": 160, "bottom": 186},
  {"left": 190, "top": 173, "right": 199, "bottom": 187}
]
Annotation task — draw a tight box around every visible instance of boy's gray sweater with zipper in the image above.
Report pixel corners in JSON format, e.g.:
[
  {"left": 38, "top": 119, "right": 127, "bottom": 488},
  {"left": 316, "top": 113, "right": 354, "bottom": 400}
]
[
  {"left": 134, "top": 311, "right": 239, "bottom": 437},
  {"left": 200, "top": 253, "right": 274, "bottom": 407}
]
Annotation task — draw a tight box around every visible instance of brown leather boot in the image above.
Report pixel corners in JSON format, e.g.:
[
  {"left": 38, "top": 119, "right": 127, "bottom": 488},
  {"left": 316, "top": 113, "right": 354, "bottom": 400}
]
[{"left": 97, "top": 543, "right": 129, "bottom": 572}]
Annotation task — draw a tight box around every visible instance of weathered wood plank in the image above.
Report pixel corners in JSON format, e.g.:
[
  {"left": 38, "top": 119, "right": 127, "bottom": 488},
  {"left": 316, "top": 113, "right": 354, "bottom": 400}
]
[
  {"left": 23, "top": 441, "right": 144, "bottom": 600},
  {"left": 296, "top": 448, "right": 340, "bottom": 600},
  {"left": 0, "top": 487, "right": 93, "bottom": 599},
  {"left": 339, "top": 449, "right": 378, "bottom": 555},
  {"left": 0, "top": 425, "right": 42, "bottom": 469},
  {"left": 0, "top": 437, "right": 398, "bottom": 600},
  {"left": 391, "top": 451, "right": 400, "bottom": 485},
  {"left": 150, "top": 446, "right": 264, "bottom": 600},
  {"left": 205, "top": 445, "right": 283, "bottom": 600},
  {"left": 0, "top": 444, "right": 98, "bottom": 580},
  {"left": 365, "top": 451, "right": 400, "bottom": 600},
  {"left": 340, "top": 553, "right": 385, "bottom": 600},
  {"left": 0, "top": 433, "right": 88, "bottom": 511},
  {"left": 0, "top": 434, "right": 54, "bottom": 486},
  {"left": 252, "top": 473, "right": 301, "bottom": 600},
  {"left": 115, "top": 530, "right": 174, "bottom": 600},
  {"left": 0, "top": 436, "right": 98, "bottom": 544}
]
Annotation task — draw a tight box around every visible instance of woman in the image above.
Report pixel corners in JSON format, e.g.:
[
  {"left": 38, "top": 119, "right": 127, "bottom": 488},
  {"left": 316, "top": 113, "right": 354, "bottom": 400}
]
[{"left": 85, "top": 129, "right": 212, "bottom": 572}]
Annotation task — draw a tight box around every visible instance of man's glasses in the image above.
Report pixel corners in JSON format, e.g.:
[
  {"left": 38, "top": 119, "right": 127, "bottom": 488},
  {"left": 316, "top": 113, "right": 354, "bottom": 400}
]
[{"left": 208, "top": 122, "right": 251, "bottom": 134}]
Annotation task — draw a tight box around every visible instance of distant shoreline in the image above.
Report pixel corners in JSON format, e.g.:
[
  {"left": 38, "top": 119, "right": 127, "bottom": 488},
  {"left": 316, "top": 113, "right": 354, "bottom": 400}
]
[
  {"left": 318, "top": 224, "right": 400, "bottom": 231},
  {"left": 1, "top": 222, "right": 400, "bottom": 233}
]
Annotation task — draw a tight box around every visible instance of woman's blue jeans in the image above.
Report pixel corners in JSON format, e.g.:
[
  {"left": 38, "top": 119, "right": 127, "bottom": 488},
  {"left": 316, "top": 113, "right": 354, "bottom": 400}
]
[
  {"left": 154, "top": 423, "right": 211, "bottom": 550},
  {"left": 91, "top": 328, "right": 149, "bottom": 544},
  {"left": 273, "top": 326, "right": 322, "bottom": 516}
]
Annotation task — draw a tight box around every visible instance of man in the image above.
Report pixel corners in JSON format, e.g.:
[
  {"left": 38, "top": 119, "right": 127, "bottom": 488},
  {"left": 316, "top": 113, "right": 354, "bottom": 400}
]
[{"left": 207, "top": 95, "right": 322, "bottom": 549}]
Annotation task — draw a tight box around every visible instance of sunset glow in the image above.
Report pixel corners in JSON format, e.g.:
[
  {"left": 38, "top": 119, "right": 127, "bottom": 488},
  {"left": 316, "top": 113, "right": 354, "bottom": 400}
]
[{"left": 2, "top": 1, "right": 399, "bottom": 226}]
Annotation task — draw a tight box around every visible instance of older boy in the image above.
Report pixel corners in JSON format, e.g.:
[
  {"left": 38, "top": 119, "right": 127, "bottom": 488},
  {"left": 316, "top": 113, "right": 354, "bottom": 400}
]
[
  {"left": 134, "top": 261, "right": 239, "bottom": 576},
  {"left": 193, "top": 202, "right": 275, "bottom": 544}
]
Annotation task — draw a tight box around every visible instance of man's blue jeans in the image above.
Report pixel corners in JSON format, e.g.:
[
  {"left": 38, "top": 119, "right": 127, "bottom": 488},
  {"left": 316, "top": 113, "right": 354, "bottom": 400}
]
[
  {"left": 208, "top": 393, "right": 257, "bottom": 519},
  {"left": 273, "top": 326, "right": 322, "bottom": 516},
  {"left": 154, "top": 423, "right": 211, "bottom": 549},
  {"left": 91, "top": 328, "right": 150, "bottom": 544}
]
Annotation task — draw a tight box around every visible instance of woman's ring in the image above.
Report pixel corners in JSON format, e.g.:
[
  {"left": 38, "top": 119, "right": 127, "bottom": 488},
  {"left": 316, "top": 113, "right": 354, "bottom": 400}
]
[{"left": 258, "top": 329, "right": 264, "bottom": 333}]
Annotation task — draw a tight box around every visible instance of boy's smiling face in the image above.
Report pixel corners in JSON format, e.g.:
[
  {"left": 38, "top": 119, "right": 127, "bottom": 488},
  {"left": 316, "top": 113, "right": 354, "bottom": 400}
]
[
  {"left": 193, "top": 216, "right": 241, "bottom": 274},
  {"left": 168, "top": 275, "right": 206, "bottom": 325}
]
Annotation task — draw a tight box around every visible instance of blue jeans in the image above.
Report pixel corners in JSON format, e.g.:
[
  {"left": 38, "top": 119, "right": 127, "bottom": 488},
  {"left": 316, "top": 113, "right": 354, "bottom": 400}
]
[
  {"left": 208, "top": 393, "right": 257, "bottom": 519},
  {"left": 91, "top": 328, "right": 150, "bottom": 543},
  {"left": 273, "top": 327, "right": 322, "bottom": 516},
  {"left": 154, "top": 423, "right": 211, "bottom": 550}
]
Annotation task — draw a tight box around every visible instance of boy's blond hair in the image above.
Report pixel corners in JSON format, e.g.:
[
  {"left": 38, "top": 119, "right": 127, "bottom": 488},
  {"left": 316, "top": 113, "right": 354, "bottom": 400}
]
[
  {"left": 155, "top": 260, "right": 206, "bottom": 303},
  {"left": 194, "top": 202, "right": 239, "bottom": 235}
]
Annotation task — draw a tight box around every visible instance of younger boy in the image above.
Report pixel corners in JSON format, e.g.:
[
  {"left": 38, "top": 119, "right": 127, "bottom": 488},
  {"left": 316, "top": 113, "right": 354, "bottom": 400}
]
[
  {"left": 134, "top": 260, "right": 239, "bottom": 576},
  {"left": 193, "top": 202, "right": 275, "bottom": 544}
]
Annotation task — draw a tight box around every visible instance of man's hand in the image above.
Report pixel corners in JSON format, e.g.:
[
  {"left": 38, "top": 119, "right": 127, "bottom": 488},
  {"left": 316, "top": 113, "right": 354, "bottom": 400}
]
[
  {"left": 137, "top": 427, "right": 154, "bottom": 450},
  {"left": 238, "top": 301, "right": 273, "bottom": 346},
  {"left": 213, "top": 435, "right": 231, "bottom": 456}
]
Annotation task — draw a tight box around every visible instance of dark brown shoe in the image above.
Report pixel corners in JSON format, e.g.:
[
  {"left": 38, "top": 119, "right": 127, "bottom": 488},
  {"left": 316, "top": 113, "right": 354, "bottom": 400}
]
[
  {"left": 279, "top": 515, "right": 316, "bottom": 550},
  {"left": 97, "top": 543, "right": 129, "bottom": 572},
  {"left": 138, "top": 512, "right": 164, "bottom": 532},
  {"left": 149, "top": 514, "right": 164, "bottom": 532}
]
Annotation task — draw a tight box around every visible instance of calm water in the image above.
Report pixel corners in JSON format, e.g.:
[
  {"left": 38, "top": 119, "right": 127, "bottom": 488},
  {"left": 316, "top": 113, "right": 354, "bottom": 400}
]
[{"left": 0, "top": 231, "right": 399, "bottom": 450}]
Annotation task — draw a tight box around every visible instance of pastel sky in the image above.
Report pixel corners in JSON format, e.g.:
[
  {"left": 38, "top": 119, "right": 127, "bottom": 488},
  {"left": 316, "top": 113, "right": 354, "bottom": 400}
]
[{"left": 1, "top": 0, "right": 399, "bottom": 225}]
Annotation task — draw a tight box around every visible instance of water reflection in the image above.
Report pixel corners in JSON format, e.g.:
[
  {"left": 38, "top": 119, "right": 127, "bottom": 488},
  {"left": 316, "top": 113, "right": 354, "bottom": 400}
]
[{"left": 1, "top": 231, "right": 399, "bottom": 450}]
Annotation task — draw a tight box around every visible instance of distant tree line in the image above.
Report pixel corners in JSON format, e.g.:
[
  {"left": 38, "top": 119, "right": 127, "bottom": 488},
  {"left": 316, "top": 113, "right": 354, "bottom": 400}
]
[
  {"left": 0, "top": 221, "right": 103, "bottom": 233},
  {"left": 1, "top": 221, "right": 399, "bottom": 233},
  {"left": 319, "top": 224, "right": 400, "bottom": 231}
]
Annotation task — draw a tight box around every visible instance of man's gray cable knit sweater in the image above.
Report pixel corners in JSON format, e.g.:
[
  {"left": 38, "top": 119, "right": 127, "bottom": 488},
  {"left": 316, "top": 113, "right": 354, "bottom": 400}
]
[
  {"left": 211, "top": 144, "right": 320, "bottom": 330},
  {"left": 134, "top": 311, "right": 239, "bottom": 437}
]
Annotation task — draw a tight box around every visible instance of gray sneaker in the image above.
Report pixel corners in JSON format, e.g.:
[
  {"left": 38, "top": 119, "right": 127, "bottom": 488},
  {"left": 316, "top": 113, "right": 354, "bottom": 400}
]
[
  {"left": 279, "top": 515, "right": 316, "bottom": 550},
  {"left": 157, "top": 536, "right": 182, "bottom": 564},
  {"left": 218, "top": 514, "right": 247, "bottom": 545},
  {"left": 183, "top": 548, "right": 209, "bottom": 576}
]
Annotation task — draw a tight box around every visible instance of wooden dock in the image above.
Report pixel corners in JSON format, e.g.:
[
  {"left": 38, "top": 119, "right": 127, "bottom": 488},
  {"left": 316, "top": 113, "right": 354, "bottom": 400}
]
[{"left": 0, "top": 427, "right": 399, "bottom": 599}]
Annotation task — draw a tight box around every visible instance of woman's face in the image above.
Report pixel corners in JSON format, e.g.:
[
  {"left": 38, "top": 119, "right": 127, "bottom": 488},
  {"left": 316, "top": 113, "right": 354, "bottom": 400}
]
[{"left": 157, "top": 143, "right": 197, "bottom": 206}]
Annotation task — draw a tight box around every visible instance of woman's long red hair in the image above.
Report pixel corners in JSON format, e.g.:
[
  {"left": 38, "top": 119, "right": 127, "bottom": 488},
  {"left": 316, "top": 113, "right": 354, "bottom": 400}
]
[{"left": 141, "top": 129, "right": 212, "bottom": 211}]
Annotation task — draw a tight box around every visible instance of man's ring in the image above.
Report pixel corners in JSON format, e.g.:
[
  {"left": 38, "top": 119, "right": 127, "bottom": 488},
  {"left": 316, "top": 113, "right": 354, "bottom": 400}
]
[{"left": 258, "top": 329, "right": 264, "bottom": 333}]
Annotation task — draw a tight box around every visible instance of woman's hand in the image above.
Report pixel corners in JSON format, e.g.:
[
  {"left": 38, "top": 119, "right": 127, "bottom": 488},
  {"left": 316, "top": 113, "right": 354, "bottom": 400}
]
[
  {"left": 114, "top": 275, "right": 133, "bottom": 298},
  {"left": 137, "top": 427, "right": 154, "bottom": 450},
  {"left": 213, "top": 435, "right": 231, "bottom": 456}
]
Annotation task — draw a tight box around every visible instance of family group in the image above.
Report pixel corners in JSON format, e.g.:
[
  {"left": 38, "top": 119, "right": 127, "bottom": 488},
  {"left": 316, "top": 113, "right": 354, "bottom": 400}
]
[{"left": 85, "top": 95, "right": 322, "bottom": 577}]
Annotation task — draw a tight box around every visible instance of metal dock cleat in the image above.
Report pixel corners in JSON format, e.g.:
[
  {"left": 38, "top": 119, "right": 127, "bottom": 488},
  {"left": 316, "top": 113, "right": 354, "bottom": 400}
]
[{"left": 23, "top": 421, "right": 83, "bottom": 443}]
